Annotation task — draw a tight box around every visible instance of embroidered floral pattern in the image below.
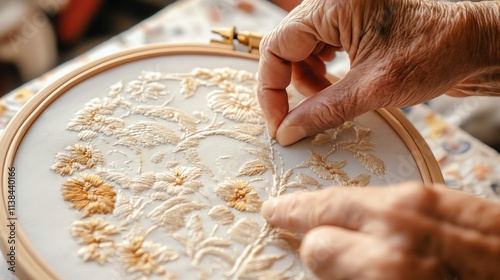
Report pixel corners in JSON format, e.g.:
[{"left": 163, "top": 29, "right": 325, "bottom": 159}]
[
  {"left": 52, "top": 67, "right": 385, "bottom": 279},
  {"left": 70, "top": 217, "right": 120, "bottom": 265},
  {"left": 207, "top": 89, "right": 264, "bottom": 124},
  {"left": 62, "top": 174, "right": 116, "bottom": 217},
  {"left": 51, "top": 143, "right": 105, "bottom": 176},
  {"left": 153, "top": 166, "right": 203, "bottom": 195},
  {"left": 118, "top": 228, "right": 179, "bottom": 278},
  {"left": 215, "top": 180, "right": 262, "bottom": 212}
]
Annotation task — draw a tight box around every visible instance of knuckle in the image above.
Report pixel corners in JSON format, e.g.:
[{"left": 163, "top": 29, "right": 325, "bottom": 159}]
[{"left": 309, "top": 97, "right": 348, "bottom": 132}]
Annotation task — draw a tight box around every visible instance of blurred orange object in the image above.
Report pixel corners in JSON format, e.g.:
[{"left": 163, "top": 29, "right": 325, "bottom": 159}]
[
  {"left": 57, "top": 0, "right": 103, "bottom": 44},
  {"left": 271, "top": 0, "right": 302, "bottom": 12}
]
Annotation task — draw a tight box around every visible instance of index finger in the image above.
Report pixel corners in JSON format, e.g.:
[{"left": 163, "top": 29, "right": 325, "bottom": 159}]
[{"left": 257, "top": 19, "right": 318, "bottom": 138}]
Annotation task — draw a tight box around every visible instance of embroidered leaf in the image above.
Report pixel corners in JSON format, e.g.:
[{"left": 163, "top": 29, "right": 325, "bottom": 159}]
[
  {"left": 150, "top": 152, "right": 166, "bottom": 164},
  {"left": 355, "top": 126, "right": 371, "bottom": 140},
  {"left": 193, "top": 111, "right": 209, "bottom": 123},
  {"left": 114, "top": 191, "right": 150, "bottom": 226},
  {"left": 236, "top": 159, "right": 268, "bottom": 177},
  {"left": 353, "top": 152, "right": 386, "bottom": 176},
  {"left": 176, "top": 129, "right": 267, "bottom": 154},
  {"left": 67, "top": 98, "right": 124, "bottom": 135},
  {"left": 96, "top": 169, "right": 131, "bottom": 188},
  {"left": 234, "top": 123, "right": 264, "bottom": 136},
  {"left": 300, "top": 153, "right": 348, "bottom": 183},
  {"left": 148, "top": 196, "right": 205, "bottom": 233},
  {"left": 297, "top": 173, "right": 322, "bottom": 187},
  {"left": 193, "top": 247, "right": 235, "bottom": 266},
  {"left": 116, "top": 121, "right": 180, "bottom": 149},
  {"left": 187, "top": 214, "right": 204, "bottom": 245},
  {"left": 149, "top": 192, "right": 171, "bottom": 201},
  {"left": 199, "top": 237, "right": 231, "bottom": 248},
  {"left": 51, "top": 153, "right": 79, "bottom": 176},
  {"left": 78, "top": 130, "right": 98, "bottom": 141},
  {"left": 129, "top": 172, "right": 156, "bottom": 195},
  {"left": 126, "top": 80, "right": 167, "bottom": 102},
  {"left": 174, "top": 137, "right": 203, "bottom": 153},
  {"left": 243, "top": 147, "right": 272, "bottom": 158},
  {"left": 109, "top": 81, "right": 123, "bottom": 97},
  {"left": 346, "top": 173, "right": 371, "bottom": 187},
  {"left": 228, "top": 217, "right": 260, "bottom": 245},
  {"left": 130, "top": 105, "right": 198, "bottom": 133},
  {"left": 208, "top": 205, "right": 235, "bottom": 225},
  {"left": 171, "top": 234, "right": 195, "bottom": 258},
  {"left": 268, "top": 228, "right": 301, "bottom": 252},
  {"left": 241, "top": 253, "right": 285, "bottom": 275},
  {"left": 311, "top": 132, "right": 335, "bottom": 145}
]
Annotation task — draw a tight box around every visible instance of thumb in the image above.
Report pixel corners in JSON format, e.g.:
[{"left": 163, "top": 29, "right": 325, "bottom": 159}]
[{"left": 276, "top": 67, "right": 379, "bottom": 146}]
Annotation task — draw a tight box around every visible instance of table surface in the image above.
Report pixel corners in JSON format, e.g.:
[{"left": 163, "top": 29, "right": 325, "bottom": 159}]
[{"left": 0, "top": 0, "right": 499, "bottom": 277}]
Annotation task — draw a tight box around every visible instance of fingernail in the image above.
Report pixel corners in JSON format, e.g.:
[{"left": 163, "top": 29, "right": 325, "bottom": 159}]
[
  {"left": 265, "top": 122, "right": 277, "bottom": 139},
  {"left": 261, "top": 198, "right": 277, "bottom": 220},
  {"left": 276, "top": 124, "right": 307, "bottom": 146}
]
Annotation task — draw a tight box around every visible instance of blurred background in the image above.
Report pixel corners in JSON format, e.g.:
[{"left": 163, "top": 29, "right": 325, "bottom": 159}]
[{"left": 0, "top": 0, "right": 178, "bottom": 96}]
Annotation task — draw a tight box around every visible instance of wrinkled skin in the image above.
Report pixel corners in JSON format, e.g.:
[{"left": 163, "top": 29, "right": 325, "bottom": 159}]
[
  {"left": 262, "top": 183, "right": 500, "bottom": 279},
  {"left": 258, "top": 0, "right": 500, "bottom": 279},
  {"left": 258, "top": 0, "right": 500, "bottom": 146}
]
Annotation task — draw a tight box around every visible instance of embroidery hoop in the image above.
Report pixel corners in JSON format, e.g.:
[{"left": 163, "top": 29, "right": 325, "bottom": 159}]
[{"left": 0, "top": 43, "right": 444, "bottom": 279}]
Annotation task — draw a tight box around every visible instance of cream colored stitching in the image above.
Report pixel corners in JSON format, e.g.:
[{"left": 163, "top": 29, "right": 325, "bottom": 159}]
[
  {"left": 51, "top": 143, "right": 105, "bottom": 176},
  {"left": 70, "top": 217, "right": 120, "bottom": 265},
  {"left": 208, "top": 205, "right": 235, "bottom": 225},
  {"left": 215, "top": 180, "right": 262, "bottom": 213},
  {"left": 117, "top": 227, "right": 179, "bottom": 278},
  {"left": 52, "top": 67, "right": 385, "bottom": 278}
]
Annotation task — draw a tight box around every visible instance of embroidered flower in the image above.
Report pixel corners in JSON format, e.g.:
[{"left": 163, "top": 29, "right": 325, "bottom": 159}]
[
  {"left": 207, "top": 89, "right": 264, "bottom": 124},
  {"left": 180, "top": 77, "right": 197, "bottom": 97},
  {"left": 118, "top": 230, "right": 179, "bottom": 277},
  {"left": 70, "top": 217, "right": 120, "bottom": 265},
  {"left": 126, "top": 79, "right": 167, "bottom": 102},
  {"left": 300, "top": 153, "right": 348, "bottom": 183},
  {"left": 62, "top": 174, "right": 116, "bottom": 217},
  {"left": 215, "top": 180, "right": 262, "bottom": 212},
  {"left": 67, "top": 98, "right": 125, "bottom": 135},
  {"left": 153, "top": 166, "right": 203, "bottom": 195},
  {"left": 51, "top": 143, "right": 105, "bottom": 176}
]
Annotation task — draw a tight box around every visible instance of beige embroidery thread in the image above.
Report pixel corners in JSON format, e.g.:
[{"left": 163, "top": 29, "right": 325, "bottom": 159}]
[{"left": 52, "top": 67, "right": 385, "bottom": 279}]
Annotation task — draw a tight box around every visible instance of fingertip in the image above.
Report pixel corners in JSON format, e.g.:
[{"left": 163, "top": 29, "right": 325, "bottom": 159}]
[
  {"left": 261, "top": 198, "right": 278, "bottom": 221},
  {"left": 276, "top": 124, "right": 308, "bottom": 146}
]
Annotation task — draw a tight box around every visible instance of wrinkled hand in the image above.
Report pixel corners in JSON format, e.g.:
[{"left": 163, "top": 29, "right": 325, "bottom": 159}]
[
  {"left": 258, "top": 0, "right": 500, "bottom": 146},
  {"left": 261, "top": 183, "right": 500, "bottom": 279}
]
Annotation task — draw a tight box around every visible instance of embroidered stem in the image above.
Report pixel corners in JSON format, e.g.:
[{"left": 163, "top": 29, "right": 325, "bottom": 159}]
[{"left": 226, "top": 222, "right": 272, "bottom": 278}]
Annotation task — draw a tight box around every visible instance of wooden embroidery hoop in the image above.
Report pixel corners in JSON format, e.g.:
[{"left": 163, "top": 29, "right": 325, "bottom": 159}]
[{"left": 0, "top": 43, "right": 444, "bottom": 279}]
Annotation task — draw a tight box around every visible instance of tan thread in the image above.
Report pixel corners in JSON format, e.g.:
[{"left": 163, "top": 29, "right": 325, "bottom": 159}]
[
  {"left": 52, "top": 66, "right": 386, "bottom": 278},
  {"left": 215, "top": 180, "right": 262, "bottom": 213},
  {"left": 61, "top": 174, "right": 116, "bottom": 217},
  {"left": 70, "top": 217, "right": 120, "bottom": 265}
]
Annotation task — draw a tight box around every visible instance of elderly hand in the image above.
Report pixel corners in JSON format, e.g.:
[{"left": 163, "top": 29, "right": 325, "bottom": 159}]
[
  {"left": 258, "top": 0, "right": 500, "bottom": 146},
  {"left": 261, "top": 183, "right": 500, "bottom": 279}
]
